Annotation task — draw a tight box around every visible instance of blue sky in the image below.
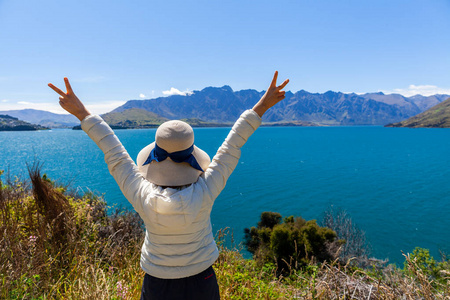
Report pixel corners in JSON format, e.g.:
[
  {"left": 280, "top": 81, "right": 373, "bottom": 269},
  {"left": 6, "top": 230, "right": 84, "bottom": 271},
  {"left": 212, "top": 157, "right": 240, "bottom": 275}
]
[{"left": 1, "top": 0, "right": 449, "bottom": 114}]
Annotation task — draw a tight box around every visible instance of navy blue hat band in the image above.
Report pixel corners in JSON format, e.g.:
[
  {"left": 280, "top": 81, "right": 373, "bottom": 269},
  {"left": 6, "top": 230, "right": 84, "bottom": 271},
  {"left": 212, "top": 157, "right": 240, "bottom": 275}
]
[{"left": 143, "top": 143, "right": 204, "bottom": 172}]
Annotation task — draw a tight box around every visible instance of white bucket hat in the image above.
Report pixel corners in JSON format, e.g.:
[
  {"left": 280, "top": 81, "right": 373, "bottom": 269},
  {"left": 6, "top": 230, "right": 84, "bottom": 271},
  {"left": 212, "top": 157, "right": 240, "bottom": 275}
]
[{"left": 136, "top": 120, "right": 211, "bottom": 187}]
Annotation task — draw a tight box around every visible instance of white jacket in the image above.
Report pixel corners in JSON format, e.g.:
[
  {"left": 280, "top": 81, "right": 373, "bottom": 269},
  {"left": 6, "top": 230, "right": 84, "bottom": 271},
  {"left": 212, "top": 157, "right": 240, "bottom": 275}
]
[{"left": 81, "top": 109, "right": 261, "bottom": 279}]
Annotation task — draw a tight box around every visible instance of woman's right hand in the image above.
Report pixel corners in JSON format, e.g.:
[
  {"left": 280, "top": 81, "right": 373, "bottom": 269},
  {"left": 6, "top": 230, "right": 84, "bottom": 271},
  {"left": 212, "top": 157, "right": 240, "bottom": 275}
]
[
  {"left": 252, "top": 71, "right": 289, "bottom": 117},
  {"left": 48, "top": 77, "right": 91, "bottom": 121}
]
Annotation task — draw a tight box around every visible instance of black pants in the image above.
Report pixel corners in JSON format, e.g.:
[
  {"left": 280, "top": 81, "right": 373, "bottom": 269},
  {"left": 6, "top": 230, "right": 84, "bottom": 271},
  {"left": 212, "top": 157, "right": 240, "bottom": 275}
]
[{"left": 140, "top": 266, "right": 220, "bottom": 300}]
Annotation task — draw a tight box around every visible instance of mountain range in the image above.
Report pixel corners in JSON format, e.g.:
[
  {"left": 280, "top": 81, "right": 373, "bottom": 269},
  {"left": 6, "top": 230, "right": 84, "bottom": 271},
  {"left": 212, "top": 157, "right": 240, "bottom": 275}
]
[
  {"left": 113, "top": 86, "right": 450, "bottom": 126},
  {"left": 1, "top": 87, "right": 449, "bottom": 128}
]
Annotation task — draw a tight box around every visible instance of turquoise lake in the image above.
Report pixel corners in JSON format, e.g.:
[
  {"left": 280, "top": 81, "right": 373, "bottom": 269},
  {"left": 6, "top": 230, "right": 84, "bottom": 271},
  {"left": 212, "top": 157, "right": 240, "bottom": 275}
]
[{"left": 1, "top": 126, "right": 450, "bottom": 265}]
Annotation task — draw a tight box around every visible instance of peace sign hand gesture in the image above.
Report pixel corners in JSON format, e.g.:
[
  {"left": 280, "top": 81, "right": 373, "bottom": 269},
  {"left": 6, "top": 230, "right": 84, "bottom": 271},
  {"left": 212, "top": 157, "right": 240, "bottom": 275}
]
[
  {"left": 252, "top": 71, "right": 289, "bottom": 117},
  {"left": 48, "top": 78, "right": 91, "bottom": 121}
]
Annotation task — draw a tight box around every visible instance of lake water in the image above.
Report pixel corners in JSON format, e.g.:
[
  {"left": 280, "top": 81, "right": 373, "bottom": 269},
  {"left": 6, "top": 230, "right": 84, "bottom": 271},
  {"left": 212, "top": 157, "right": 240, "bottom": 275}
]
[{"left": 1, "top": 126, "right": 450, "bottom": 265}]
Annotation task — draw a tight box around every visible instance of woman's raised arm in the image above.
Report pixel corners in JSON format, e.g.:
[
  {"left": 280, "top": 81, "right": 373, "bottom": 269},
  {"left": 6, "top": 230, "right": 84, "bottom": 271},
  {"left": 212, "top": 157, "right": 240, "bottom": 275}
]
[{"left": 48, "top": 77, "right": 151, "bottom": 214}]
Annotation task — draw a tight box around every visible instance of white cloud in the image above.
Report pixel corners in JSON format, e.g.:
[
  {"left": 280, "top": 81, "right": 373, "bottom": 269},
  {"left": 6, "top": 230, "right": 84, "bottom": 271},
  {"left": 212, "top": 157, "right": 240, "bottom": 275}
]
[
  {"left": 162, "top": 87, "right": 193, "bottom": 96},
  {"left": 139, "top": 93, "right": 146, "bottom": 98},
  {"left": 1, "top": 99, "right": 9, "bottom": 102},
  {"left": 381, "top": 85, "right": 450, "bottom": 97}
]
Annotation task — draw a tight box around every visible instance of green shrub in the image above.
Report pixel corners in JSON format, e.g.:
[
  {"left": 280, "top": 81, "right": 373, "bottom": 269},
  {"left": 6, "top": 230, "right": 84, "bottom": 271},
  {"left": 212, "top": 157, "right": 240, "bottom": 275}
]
[
  {"left": 405, "top": 248, "right": 437, "bottom": 277},
  {"left": 258, "top": 211, "right": 282, "bottom": 228},
  {"left": 244, "top": 212, "right": 338, "bottom": 274},
  {"left": 404, "top": 247, "right": 450, "bottom": 288}
]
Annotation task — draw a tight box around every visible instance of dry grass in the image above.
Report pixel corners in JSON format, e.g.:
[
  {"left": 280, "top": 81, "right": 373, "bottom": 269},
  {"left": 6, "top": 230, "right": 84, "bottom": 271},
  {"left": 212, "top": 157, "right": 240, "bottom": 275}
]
[
  {"left": 297, "top": 256, "right": 450, "bottom": 299},
  {"left": 1, "top": 167, "right": 449, "bottom": 299},
  {"left": 0, "top": 165, "right": 144, "bottom": 299}
]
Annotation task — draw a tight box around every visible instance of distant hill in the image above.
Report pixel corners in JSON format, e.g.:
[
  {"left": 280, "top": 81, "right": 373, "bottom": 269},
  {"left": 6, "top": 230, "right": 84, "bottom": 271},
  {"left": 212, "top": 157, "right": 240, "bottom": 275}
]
[
  {"left": 385, "top": 97, "right": 450, "bottom": 128},
  {"left": 100, "top": 108, "right": 169, "bottom": 129},
  {"left": 0, "top": 109, "right": 78, "bottom": 128},
  {"left": 0, "top": 114, "right": 48, "bottom": 131},
  {"left": 114, "top": 87, "right": 450, "bottom": 126}
]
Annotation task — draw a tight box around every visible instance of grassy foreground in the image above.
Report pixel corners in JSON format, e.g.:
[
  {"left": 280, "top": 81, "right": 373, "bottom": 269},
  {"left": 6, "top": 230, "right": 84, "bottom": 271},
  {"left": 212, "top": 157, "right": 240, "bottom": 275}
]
[{"left": 1, "top": 167, "right": 449, "bottom": 299}]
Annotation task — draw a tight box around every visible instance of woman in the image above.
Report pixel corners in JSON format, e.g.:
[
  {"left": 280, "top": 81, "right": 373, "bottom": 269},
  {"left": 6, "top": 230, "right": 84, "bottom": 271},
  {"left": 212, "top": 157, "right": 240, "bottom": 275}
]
[{"left": 48, "top": 71, "right": 289, "bottom": 299}]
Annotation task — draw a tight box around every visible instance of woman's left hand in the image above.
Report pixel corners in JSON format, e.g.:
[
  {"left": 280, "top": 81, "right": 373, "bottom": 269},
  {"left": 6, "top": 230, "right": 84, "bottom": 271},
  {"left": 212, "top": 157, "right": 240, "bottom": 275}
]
[{"left": 48, "top": 78, "right": 91, "bottom": 121}]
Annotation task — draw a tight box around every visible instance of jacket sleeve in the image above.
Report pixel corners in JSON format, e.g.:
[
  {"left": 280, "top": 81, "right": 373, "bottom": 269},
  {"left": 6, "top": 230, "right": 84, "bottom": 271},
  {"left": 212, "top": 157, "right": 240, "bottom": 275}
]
[
  {"left": 81, "top": 115, "right": 150, "bottom": 214},
  {"left": 202, "top": 109, "right": 262, "bottom": 200}
]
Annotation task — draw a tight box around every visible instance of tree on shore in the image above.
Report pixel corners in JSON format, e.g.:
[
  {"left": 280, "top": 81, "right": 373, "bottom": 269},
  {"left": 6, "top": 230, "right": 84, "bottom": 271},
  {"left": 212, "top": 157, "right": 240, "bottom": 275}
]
[
  {"left": 320, "top": 206, "right": 371, "bottom": 266},
  {"left": 244, "top": 212, "right": 339, "bottom": 274}
]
